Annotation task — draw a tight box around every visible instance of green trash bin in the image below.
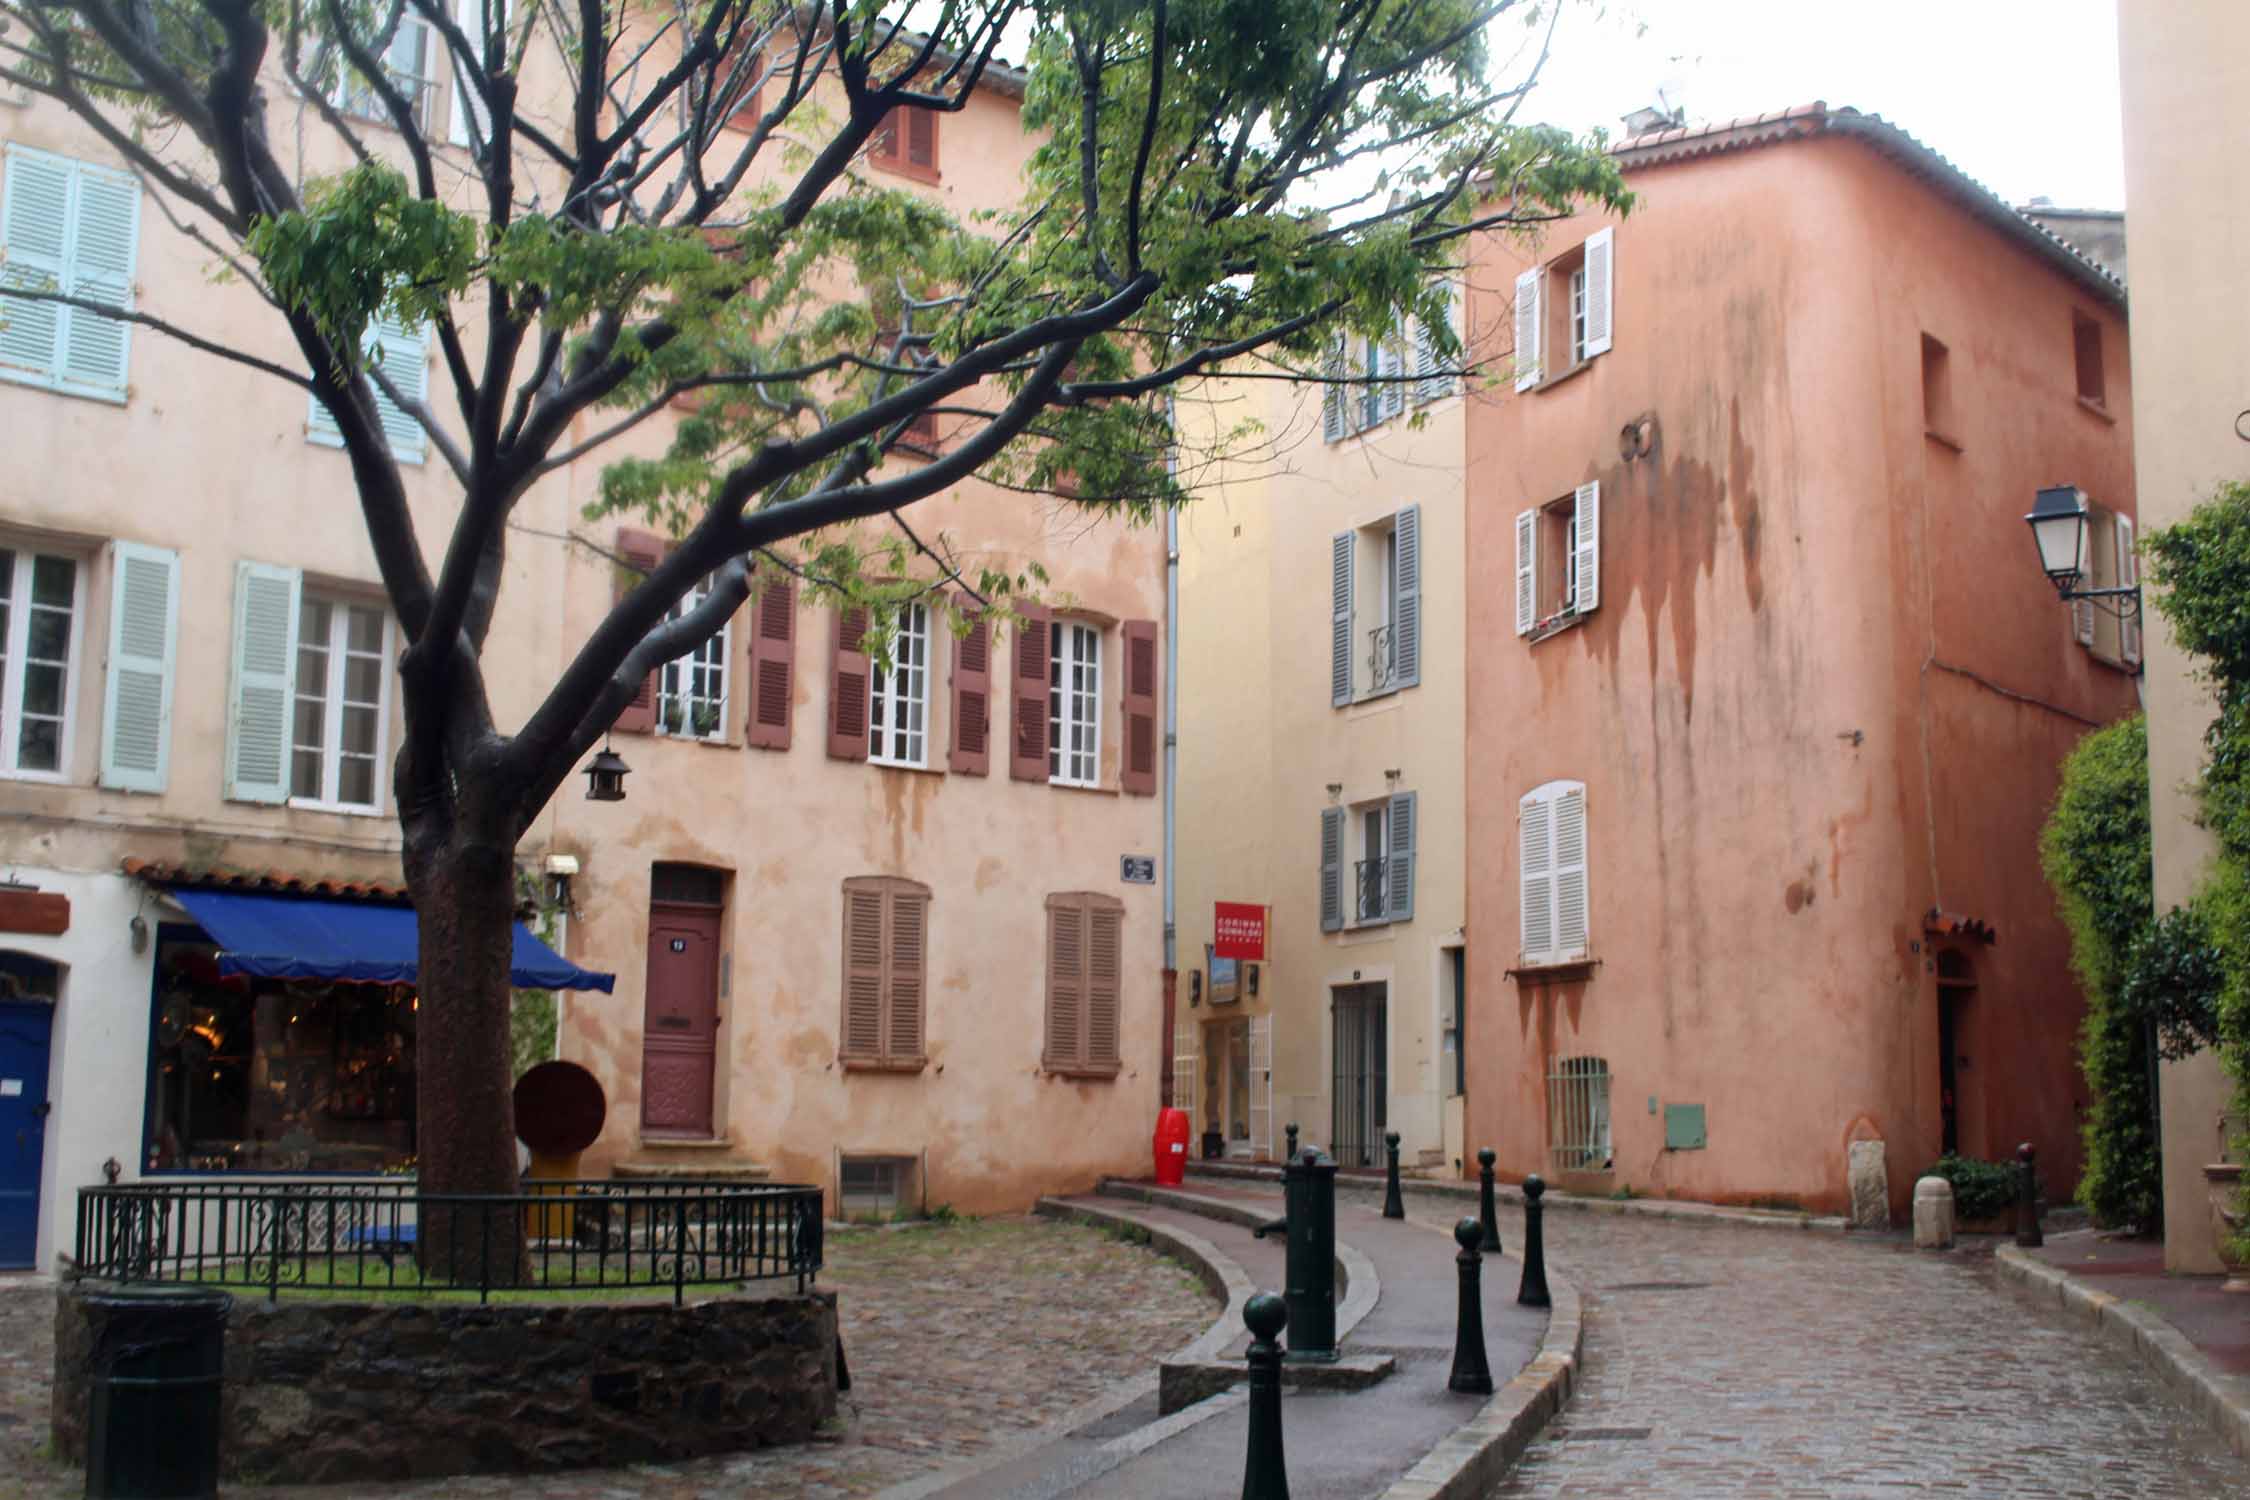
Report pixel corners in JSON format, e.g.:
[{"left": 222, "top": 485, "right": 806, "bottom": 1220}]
[{"left": 84, "top": 1285, "right": 230, "bottom": 1499}]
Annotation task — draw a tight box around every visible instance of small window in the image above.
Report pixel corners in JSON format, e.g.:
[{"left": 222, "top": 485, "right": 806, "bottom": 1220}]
[
  {"left": 1044, "top": 891, "right": 1124, "bottom": 1077},
  {"left": 335, "top": 15, "right": 438, "bottom": 131},
  {"left": 656, "top": 575, "right": 729, "bottom": 742},
  {"left": 1921, "top": 334, "right": 1957, "bottom": 445},
  {"left": 2073, "top": 311, "right": 2106, "bottom": 409},
  {"left": 1547, "top": 1056, "right": 1612, "bottom": 1171},
  {"left": 1514, "top": 227, "right": 1613, "bottom": 391},
  {"left": 870, "top": 104, "right": 939, "bottom": 179},
  {"left": 1515, "top": 483, "right": 1600, "bottom": 639},
  {"left": 651, "top": 863, "right": 726, "bottom": 907},
  {"left": 290, "top": 594, "right": 390, "bottom": 811},
  {"left": 868, "top": 602, "right": 930, "bottom": 767},
  {"left": 0, "top": 545, "right": 80, "bottom": 778},
  {"left": 1049, "top": 620, "right": 1101, "bottom": 787},
  {"left": 839, "top": 1156, "right": 909, "bottom": 1218}
]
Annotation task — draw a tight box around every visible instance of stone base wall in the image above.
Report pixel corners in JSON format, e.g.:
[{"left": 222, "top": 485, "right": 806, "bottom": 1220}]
[{"left": 55, "top": 1282, "right": 838, "bottom": 1484}]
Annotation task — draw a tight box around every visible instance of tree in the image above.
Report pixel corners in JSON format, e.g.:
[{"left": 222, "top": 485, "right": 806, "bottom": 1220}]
[{"left": 0, "top": 0, "right": 1627, "bottom": 1260}]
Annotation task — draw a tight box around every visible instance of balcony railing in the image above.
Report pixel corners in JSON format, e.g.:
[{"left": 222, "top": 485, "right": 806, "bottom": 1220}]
[
  {"left": 1354, "top": 855, "right": 1388, "bottom": 923},
  {"left": 1367, "top": 622, "right": 1397, "bottom": 693}
]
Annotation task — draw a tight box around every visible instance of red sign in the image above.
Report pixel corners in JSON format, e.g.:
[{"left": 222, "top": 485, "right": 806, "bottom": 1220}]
[{"left": 1213, "top": 902, "right": 1267, "bottom": 961}]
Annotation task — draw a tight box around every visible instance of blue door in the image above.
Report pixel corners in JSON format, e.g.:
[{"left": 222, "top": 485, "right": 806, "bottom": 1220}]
[{"left": 0, "top": 1000, "right": 54, "bottom": 1269}]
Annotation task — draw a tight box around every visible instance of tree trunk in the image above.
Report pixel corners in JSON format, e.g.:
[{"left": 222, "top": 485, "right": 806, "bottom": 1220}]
[{"left": 405, "top": 834, "right": 524, "bottom": 1283}]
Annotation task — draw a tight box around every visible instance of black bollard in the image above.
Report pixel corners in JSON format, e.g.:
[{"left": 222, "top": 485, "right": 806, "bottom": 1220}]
[
  {"left": 1285, "top": 1122, "right": 1300, "bottom": 1163},
  {"left": 1383, "top": 1131, "right": 1406, "bottom": 1220},
  {"left": 1241, "top": 1292, "right": 1291, "bottom": 1500},
  {"left": 1477, "top": 1147, "right": 1502, "bottom": 1255},
  {"left": 2015, "top": 1141, "right": 2044, "bottom": 1249},
  {"left": 1283, "top": 1149, "right": 1339, "bottom": 1361},
  {"left": 1447, "top": 1217, "right": 1495, "bottom": 1394},
  {"left": 1517, "top": 1174, "right": 1551, "bottom": 1308}
]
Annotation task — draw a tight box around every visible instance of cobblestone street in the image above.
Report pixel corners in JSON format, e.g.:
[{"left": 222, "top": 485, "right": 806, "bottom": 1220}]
[
  {"left": 0, "top": 1214, "right": 1214, "bottom": 1500},
  {"left": 1486, "top": 1204, "right": 2250, "bottom": 1498}
]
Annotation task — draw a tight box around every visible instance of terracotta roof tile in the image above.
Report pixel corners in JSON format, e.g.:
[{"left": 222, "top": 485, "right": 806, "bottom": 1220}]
[{"left": 121, "top": 857, "right": 411, "bottom": 904}]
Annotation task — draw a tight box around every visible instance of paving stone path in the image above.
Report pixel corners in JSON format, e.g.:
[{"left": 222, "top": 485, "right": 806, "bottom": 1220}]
[
  {"left": 1480, "top": 1203, "right": 2250, "bottom": 1499},
  {"left": 0, "top": 1214, "right": 1215, "bottom": 1500}
]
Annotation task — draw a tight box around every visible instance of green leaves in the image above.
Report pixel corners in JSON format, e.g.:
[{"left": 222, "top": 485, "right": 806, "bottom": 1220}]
[{"left": 247, "top": 164, "right": 479, "bottom": 355}]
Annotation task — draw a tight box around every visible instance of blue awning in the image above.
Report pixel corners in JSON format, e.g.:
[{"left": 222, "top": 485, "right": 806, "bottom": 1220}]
[{"left": 169, "top": 889, "right": 615, "bottom": 992}]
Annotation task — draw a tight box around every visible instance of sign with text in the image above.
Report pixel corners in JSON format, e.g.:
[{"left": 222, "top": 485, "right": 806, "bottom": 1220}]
[
  {"left": 1213, "top": 902, "right": 1267, "bottom": 961},
  {"left": 1121, "top": 855, "right": 1157, "bottom": 885}
]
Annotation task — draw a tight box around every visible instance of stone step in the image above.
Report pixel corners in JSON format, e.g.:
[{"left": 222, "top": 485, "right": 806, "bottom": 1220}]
[{"left": 611, "top": 1158, "right": 774, "bottom": 1183}]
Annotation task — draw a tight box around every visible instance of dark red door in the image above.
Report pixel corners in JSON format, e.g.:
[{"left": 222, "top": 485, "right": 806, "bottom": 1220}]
[{"left": 641, "top": 903, "right": 722, "bottom": 1136}]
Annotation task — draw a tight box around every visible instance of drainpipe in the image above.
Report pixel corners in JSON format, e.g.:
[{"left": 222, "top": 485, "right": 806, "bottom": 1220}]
[{"left": 1162, "top": 505, "right": 1181, "bottom": 1108}]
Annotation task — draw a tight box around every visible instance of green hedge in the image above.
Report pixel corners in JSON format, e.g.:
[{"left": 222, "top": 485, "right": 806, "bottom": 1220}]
[{"left": 1923, "top": 1153, "right": 2022, "bottom": 1222}]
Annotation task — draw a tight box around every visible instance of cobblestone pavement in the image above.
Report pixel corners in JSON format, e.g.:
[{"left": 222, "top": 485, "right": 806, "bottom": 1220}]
[
  {"left": 1483, "top": 1206, "right": 2250, "bottom": 1499},
  {"left": 0, "top": 1214, "right": 1215, "bottom": 1500}
]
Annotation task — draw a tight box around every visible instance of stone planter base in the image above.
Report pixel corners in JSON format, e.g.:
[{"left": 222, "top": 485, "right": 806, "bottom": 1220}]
[{"left": 54, "top": 1282, "right": 838, "bottom": 1484}]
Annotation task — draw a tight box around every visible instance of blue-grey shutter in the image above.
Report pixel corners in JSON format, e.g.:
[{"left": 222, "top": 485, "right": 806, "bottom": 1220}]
[
  {"left": 99, "top": 541, "right": 180, "bottom": 792},
  {"left": 1319, "top": 806, "right": 1344, "bottom": 933},
  {"left": 225, "top": 561, "right": 302, "bottom": 804},
  {"left": 1392, "top": 504, "right": 1420, "bottom": 689},
  {"left": 1386, "top": 789, "right": 1416, "bottom": 922},
  {"left": 1377, "top": 329, "right": 1406, "bottom": 422},
  {"left": 1331, "top": 530, "right": 1354, "bottom": 706},
  {"left": 1321, "top": 336, "right": 1345, "bottom": 443}
]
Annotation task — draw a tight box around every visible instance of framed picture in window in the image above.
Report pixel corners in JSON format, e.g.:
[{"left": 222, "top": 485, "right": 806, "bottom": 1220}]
[{"left": 1206, "top": 947, "right": 1241, "bottom": 1006}]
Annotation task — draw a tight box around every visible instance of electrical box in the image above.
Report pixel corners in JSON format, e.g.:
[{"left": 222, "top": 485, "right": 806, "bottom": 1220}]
[{"left": 1664, "top": 1103, "right": 1707, "bottom": 1151}]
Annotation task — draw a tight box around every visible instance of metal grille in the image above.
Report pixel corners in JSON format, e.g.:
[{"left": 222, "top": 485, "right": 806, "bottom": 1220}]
[
  {"left": 1354, "top": 856, "right": 1388, "bottom": 922},
  {"left": 1546, "top": 1056, "right": 1612, "bottom": 1171},
  {"left": 1366, "top": 622, "right": 1396, "bottom": 692},
  {"left": 651, "top": 863, "right": 726, "bottom": 906},
  {"left": 1331, "top": 987, "right": 1387, "bottom": 1168}
]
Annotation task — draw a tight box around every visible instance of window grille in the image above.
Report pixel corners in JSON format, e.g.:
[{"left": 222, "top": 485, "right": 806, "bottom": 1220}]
[
  {"left": 651, "top": 863, "right": 726, "bottom": 907},
  {"left": 1546, "top": 1056, "right": 1612, "bottom": 1171}
]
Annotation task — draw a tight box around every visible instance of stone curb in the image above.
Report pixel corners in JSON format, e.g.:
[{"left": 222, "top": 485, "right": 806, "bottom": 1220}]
[
  {"left": 1994, "top": 1244, "right": 2250, "bottom": 1459},
  {"left": 1185, "top": 1162, "right": 1852, "bottom": 1235},
  {"left": 1032, "top": 1197, "right": 1254, "bottom": 1368}
]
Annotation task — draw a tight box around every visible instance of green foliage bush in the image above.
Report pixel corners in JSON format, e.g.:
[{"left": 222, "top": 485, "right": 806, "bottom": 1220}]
[{"left": 1924, "top": 1153, "right": 2022, "bottom": 1222}]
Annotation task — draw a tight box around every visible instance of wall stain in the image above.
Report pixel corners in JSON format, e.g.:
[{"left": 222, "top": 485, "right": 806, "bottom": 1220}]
[{"left": 973, "top": 856, "right": 1005, "bottom": 894}]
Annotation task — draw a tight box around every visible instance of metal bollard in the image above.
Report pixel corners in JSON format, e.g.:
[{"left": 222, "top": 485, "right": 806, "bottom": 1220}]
[
  {"left": 1241, "top": 1292, "right": 1291, "bottom": 1500},
  {"left": 1285, "top": 1122, "right": 1300, "bottom": 1162},
  {"left": 1447, "top": 1217, "right": 1494, "bottom": 1394},
  {"left": 1477, "top": 1147, "right": 1502, "bottom": 1255},
  {"left": 2015, "top": 1142, "right": 2044, "bottom": 1249},
  {"left": 1284, "top": 1149, "right": 1339, "bottom": 1361},
  {"left": 1517, "top": 1174, "right": 1551, "bottom": 1309},
  {"left": 1383, "top": 1131, "right": 1406, "bottom": 1220}
]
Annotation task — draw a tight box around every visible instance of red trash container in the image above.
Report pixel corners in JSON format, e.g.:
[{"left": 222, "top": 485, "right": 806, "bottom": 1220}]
[{"left": 1154, "top": 1107, "right": 1190, "bottom": 1186}]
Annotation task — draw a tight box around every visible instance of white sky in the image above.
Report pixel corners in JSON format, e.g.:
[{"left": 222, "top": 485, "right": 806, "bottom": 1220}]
[{"left": 1511, "top": 0, "right": 2126, "bottom": 209}]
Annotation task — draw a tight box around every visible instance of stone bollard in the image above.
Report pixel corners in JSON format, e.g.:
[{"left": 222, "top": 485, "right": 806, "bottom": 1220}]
[
  {"left": 1285, "top": 1122, "right": 1300, "bottom": 1163},
  {"left": 1517, "top": 1174, "right": 1551, "bottom": 1309},
  {"left": 1383, "top": 1131, "right": 1406, "bottom": 1220},
  {"left": 1913, "top": 1175, "right": 1956, "bottom": 1249},
  {"left": 1447, "top": 1217, "right": 1495, "bottom": 1394},
  {"left": 1241, "top": 1292, "right": 1291, "bottom": 1500},
  {"left": 1477, "top": 1148, "right": 1502, "bottom": 1255},
  {"left": 2016, "top": 1142, "right": 2044, "bottom": 1249}
]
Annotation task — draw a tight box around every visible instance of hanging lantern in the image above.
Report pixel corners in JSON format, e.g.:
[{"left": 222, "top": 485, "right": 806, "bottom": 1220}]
[{"left": 584, "top": 743, "right": 631, "bottom": 802}]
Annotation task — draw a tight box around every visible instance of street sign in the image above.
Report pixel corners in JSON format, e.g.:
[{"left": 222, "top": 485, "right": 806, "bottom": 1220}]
[{"left": 1121, "top": 855, "right": 1157, "bottom": 885}]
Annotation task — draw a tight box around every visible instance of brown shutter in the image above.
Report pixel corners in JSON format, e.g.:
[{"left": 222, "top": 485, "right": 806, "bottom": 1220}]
[
  {"left": 1086, "top": 899, "right": 1122, "bottom": 1069},
  {"left": 1009, "top": 606, "right": 1053, "bottom": 781},
  {"left": 841, "top": 882, "right": 885, "bottom": 1060},
  {"left": 906, "top": 106, "right": 937, "bottom": 170},
  {"left": 871, "top": 111, "right": 900, "bottom": 163},
  {"left": 611, "top": 527, "right": 665, "bottom": 734},
  {"left": 827, "top": 604, "right": 871, "bottom": 761},
  {"left": 746, "top": 575, "right": 796, "bottom": 749},
  {"left": 1120, "top": 618, "right": 1158, "bottom": 796},
  {"left": 886, "top": 887, "right": 927, "bottom": 1061},
  {"left": 1044, "top": 896, "right": 1084, "bottom": 1070},
  {"left": 948, "top": 613, "right": 991, "bottom": 775}
]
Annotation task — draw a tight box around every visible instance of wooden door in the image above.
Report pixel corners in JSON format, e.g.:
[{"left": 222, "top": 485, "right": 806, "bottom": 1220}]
[
  {"left": 641, "top": 903, "right": 721, "bottom": 1136},
  {"left": 0, "top": 1000, "right": 54, "bottom": 1268}
]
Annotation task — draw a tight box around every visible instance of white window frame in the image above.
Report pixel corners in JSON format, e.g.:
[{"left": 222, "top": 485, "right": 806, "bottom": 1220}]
[
  {"left": 655, "top": 574, "right": 730, "bottom": 743},
  {"left": 1049, "top": 619, "right": 1101, "bottom": 788},
  {"left": 289, "top": 593, "right": 393, "bottom": 815},
  {"left": 868, "top": 600, "right": 931, "bottom": 768},
  {"left": 0, "top": 544, "right": 82, "bottom": 781},
  {"left": 334, "top": 13, "right": 439, "bottom": 131},
  {"left": 1569, "top": 264, "right": 1589, "bottom": 367}
]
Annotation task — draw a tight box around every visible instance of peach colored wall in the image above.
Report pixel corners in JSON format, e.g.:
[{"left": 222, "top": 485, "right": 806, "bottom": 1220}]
[{"left": 1462, "top": 132, "right": 2137, "bottom": 1217}]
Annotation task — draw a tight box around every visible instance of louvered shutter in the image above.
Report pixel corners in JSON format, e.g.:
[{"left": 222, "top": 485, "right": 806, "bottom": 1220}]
[
  {"left": 745, "top": 575, "right": 795, "bottom": 749},
  {"left": 610, "top": 529, "right": 662, "bottom": 733},
  {"left": 225, "top": 561, "right": 302, "bottom": 804},
  {"left": 100, "top": 541, "right": 179, "bottom": 792},
  {"left": 1121, "top": 619, "right": 1158, "bottom": 795},
  {"left": 1377, "top": 332, "right": 1406, "bottom": 422},
  {"left": 1581, "top": 227, "right": 1615, "bottom": 358},
  {"left": 59, "top": 161, "right": 137, "bottom": 397},
  {"left": 827, "top": 604, "right": 871, "bottom": 760},
  {"left": 307, "top": 312, "right": 429, "bottom": 462},
  {"left": 1392, "top": 505, "right": 1421, "bottom": 688},
  {"left": 1045, "top": 897, "right": 1085, "bottom": 1069},
  {"left": 1514, "top": 267, "right": 1542, "bottom": 391},
  {"left": 2117, "top": 514, "right": 2141, "bottom": 666},
  {"left": 1412, "top": 316, "right": 1437, "bottom": 406},
  {"left": 1573, "top": 481, "right": 1601, "bottom": 614},
  {"left": 447, "top": 0, "right": 490, "bottom": 148},
  {"left": 1358, "top": 338, "right": 1383, "bottom": 430},
  {"left": 841, "top": 883, "right": 886, "bottom": 1060},
  {"left": 1248, "top": 1015, "right": 1272, "bottom": 1156},
  {"left": 2073, "top": 593, "right": 2095, "bottom": 646},
  {"left": 1331, "top": 531, "right": 1355, "bottom": 705},
  {"left": 1086, "top": 899, "right": 1122, "bottom": 1069},
  {"left": 1386, "top": 789, "right": 1417, "bottom": 922},
  {"left": 1519, "top": 788, "right": 1555, "bottom": 962},
  {"left": 1319, "top": 806, "right": 1345, "bottom": 933},
  {"left": 948, "top": 613, "right": 991, "bottom": 774},
  {"left": 1553, "top": 783, "right": 1589, "bottom": 960},
  {"left": 906, "top": 106, "right": 937, "bottom": 171},
  {"left": 886, "top": 886, "right": 927, "bottom": 1061},
  {"left": 872, "top": 111, "right": 899, "bottom": 162},
  {"left": 1515, "top": 509, "right": 1538, "bottom": 636},
  {"left": 1009, "top": 605, "right": 1052, "bottom": 781},
  {"left": 0, "top": 146, "right": 69, "bottom": 380},
  {"left": 1322, "top": 336, "right": 1346, "bottom": 443}
]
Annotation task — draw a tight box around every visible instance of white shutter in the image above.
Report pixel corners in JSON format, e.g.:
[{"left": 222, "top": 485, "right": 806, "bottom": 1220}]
[
  {"left": 1573, "top": 480, "right": 1601, "bottom": 615},
  {"left": 1520, "top": 788, "right": 1556, "bottom": 962},
  {"left": 1331, "top": 530, "right": 1354, "bottom": 705},
  {"left": 1392, "top": 504, "right": 1420, "bottom": 688},
  {"left": 225, "top": 561, "right": 302, "bottom": 804},
  {"left": 1377, "top": 330, "right": 1406, "bottom": 422},
  {"left": 59, "top": 161, "right": 138, "bottom": 397},
  {"left": 2073, "top": 594, "right": 2095, "bottom": 647},
  {"left": 308, "top": 312, "right": 429, "bottom": 462},
  {"left": 1248, "top": 1015, "right": 1273, "bottom": 1159},
  {"left": 0, "top": 146, "right": 71, "bottom": 380},
  {"left": 1513, "top": 266, "right": 1542, "bottom": 391},
  {"left": 447, "top": 0, "right": 492, "bottom": 148},
  {"left": 1386, "top": 789, "right": 1416, "bottom": 922},
  {"left": 99, "top": 541, "right": 179, "bottom": 792},
  {"left": 1581, "top": 226, "right": 1614, "bottom": 358},
  {"left": 1514, "top": 508, "right": 1538, "bottom": 636},
  {"left": 1553, "top": 783, "right": 1589, "bottom": 959},
  {"left": 1173, "top": 1022, "right": 1199, "bottom": 1140},
  {"left": 2117, "top": 514, "right": 2141, "bottom": 666}
]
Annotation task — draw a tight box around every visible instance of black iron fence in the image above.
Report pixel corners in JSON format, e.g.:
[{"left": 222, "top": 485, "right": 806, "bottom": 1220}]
[{"left": 74, "top": 1179, "right": 825, "bottom": 1306}]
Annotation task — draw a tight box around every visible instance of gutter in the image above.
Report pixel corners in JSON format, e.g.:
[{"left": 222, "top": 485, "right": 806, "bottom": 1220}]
[{"left": 1163, "top": 504, "right": 1179, "bottom": 973}]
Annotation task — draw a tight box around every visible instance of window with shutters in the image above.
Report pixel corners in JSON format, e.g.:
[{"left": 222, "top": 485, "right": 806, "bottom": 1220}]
[
  {"left": 1044, "top": 891, "right": 1124, "bottom": 1078},
  {"left": 839, "top": 876, "right": 930, "bottom": 1070},
  {"left": 2073, "top": 311, "right": 2107, "bottom": 411},
  {"left": 305, "top": 312, "right": 431, "bottom": 463},
  {"left": 1049, "top": 619, "right": 1102, "bottom": 787},
  {"left": 656, "top": 574, "right": 729, "bottom": 742},
  {"left": 1321, "top": 286, "right": 1458, "bottom": 444},
  {"left": 870, "top": 103, "right": 940, "bottom": 182},
  {"left": 0, "top": 544, "right": 81, "bottom": 779},
  {"left": 1514, "top": 226, "right": 1613, "bottom": 392},
  {"left": 868, "top": 602, "right": 931, "bottom": 767},
  {"left": 1514, "top": 483, "right": 1600, "bottom": 642},
  {"left": 1332, "top": 505, "right": 1422, "bottom": 704},
  {"left": 1, "top": 144, "right": 141, "bottom": 402},
  {"left": 2069, "top": 498, "right": 2141, "bottom": 670},
  {"left": 334, "top": 13, "right": 439, "bottom": 131},
  {"left": 1338, "top": 789, "right": 1416, "bottom": 928},
  {"left": 1519, "top": 780, "right": 1590, "bottom": 968},
  {"left": 291, "top": 594, "right": 392, "bottom": 812}
]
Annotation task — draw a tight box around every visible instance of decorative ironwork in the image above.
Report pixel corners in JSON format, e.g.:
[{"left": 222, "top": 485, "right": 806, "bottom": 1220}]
[
  {"left": 1354, "top": 855, "right": 1388, "bottom": 922},
  {"left": 75, "top": 1179, "right": 824, "bottom": 1305},
  {"left": 1366, "top": 622, "right": 1396, "bottom": 693}
]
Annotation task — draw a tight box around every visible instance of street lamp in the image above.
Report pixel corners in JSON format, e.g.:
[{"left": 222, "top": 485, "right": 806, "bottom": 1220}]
[
  {"left": 2024, "top": 483, "right": 2143, "bottom": 638},
  {"left": 583, "top": 742, "right": 631, "bottom": 802}
]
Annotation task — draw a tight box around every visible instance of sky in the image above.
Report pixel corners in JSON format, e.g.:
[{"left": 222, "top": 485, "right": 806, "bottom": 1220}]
[{"left": 1510, "top": 0, "right": 2127, "bottom": 209}]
